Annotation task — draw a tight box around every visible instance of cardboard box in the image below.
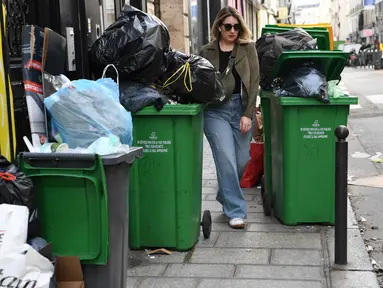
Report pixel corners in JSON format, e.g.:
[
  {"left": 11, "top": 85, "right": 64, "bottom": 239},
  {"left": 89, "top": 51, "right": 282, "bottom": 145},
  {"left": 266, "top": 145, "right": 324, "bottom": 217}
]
[{"left": 55, "top": 256, "right": 84, "bottom": 288}]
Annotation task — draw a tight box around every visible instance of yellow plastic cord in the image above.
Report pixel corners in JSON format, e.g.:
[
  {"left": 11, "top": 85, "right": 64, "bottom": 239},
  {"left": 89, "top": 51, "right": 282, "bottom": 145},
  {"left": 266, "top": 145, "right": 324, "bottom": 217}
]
[{"left": 162, "top": 61, "right": 193, "bottom": 93}]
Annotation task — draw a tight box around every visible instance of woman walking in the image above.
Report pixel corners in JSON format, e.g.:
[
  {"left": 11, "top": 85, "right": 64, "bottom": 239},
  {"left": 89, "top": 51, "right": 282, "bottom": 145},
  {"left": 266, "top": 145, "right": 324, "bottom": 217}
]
[{"left": 199, "top": 7, "right": 260, "bottom": 229}]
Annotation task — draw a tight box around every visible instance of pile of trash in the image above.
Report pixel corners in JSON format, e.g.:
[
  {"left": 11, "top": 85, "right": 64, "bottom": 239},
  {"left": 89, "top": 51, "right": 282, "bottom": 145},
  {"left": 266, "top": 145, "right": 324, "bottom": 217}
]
[
  {"left": 0, "top": 156, "right": 55, "bottom": 287},
  {"left": 256, "top": 28, "right": 332, "bottom": 103},
  {"left": 91, "top": 5, "right": 225, "bottom": 109},
  {"left": 22, "top": 5, "right": 226, "bottom": 156}
]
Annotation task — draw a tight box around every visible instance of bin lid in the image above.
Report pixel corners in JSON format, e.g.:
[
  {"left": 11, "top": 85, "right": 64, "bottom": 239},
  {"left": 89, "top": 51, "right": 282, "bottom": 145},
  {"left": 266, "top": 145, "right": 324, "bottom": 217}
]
[
  {"left": 270, "top": 23, "right": 335, "bottom": 50},
  {"left": 260, "top": 90, "right": 359, "bottom": 106},
  {"left": 102, "top": 147, "right": 143, "bottom": 165},
  {"left": 133, "top": 104, "right": 202, "bottom": 116},
  {"left": 261, "top": 26, "right": 330, "bottom": 50},
  {"left": 272, "top": 51, "right": 348, "bottom": 81}
]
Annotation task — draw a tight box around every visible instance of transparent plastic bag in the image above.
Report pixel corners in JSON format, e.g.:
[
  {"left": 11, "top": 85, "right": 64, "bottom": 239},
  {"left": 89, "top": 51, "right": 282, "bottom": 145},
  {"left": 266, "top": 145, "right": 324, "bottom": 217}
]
[
  {"left": 44, "top": 65, "right": 133, "bottom": 148},
  {"left": 328, "top": 80, "right": 347, "bottom": 98}
]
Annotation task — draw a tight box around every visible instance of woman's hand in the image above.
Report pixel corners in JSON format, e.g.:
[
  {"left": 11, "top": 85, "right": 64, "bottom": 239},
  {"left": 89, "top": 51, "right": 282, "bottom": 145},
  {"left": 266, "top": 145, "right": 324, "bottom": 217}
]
[{"left": 240, "top": 116, "right": 252, "bottom": 134}]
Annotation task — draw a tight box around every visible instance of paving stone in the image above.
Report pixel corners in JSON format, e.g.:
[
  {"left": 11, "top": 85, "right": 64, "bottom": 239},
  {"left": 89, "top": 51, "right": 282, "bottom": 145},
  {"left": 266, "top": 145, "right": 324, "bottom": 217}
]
[
  {"left": 203, "top": 173, "right": 217, "bottom": 180},
  {"left": 164, "top": 264, "right": 235, "bottom": 277},
  {"left": 212, "top": 223, "right": 250, "bottom": 232},
  {"left": 331, "top": 271, "right": 380, "bottom": 288},
  {"left": 205, "top": 194, "right": 255, "bottom": 201},
  {"left": 127, "top": 264, "right": 168, "bottom": 276},
  {"left": 208, "top": 212, "right": 277, "bottom": 224},
  {"left": 326, "top": 228, "right": 373, "bottom": 271},
  {"left": 202, "top": 201, "right": 263, "bottom": 213},
  {"left": 196, "top": 232, "right": 219, "bottom": 248},
  {"left": 202, "top": 166, "right": 216, "bottom": 174},
  {"left": 247, "top": 223, "right": 323, "bottom": 233},
  {"left": 138, "top": 278, "right": 198, "bottom": 288},
  {"left": 204, "top": 179, "right": 219, "bottom": 188},
  {"left": 215, "top": 232, "right": 322, "bottom": 249},
  {"left": 198, "top": 279, "right": 323, "bottom": 288},
  {"left": 190, "top": 247, "right": 270, "bottom": 264},
  {"left": 235, "top": 265, "right": 323, "bottom": 280},
  {"left": 129, "top": 250, "right": 188, "bottom": 264},
  {"left": 271, "top": 249, "right": 324, "bottom": 266},
  {"left": 202, "top": 187, "right": 217, "bottom": 194},
  {"left": 126, "top": 277, "right": 140, "bottom": 288}
]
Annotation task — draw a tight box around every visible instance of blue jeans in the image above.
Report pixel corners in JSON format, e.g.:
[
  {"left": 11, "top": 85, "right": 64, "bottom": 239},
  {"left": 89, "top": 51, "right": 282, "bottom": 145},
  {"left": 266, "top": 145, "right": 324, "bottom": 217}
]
[{"left": 204, "top": 94, "right": 251, "bottom": 219}]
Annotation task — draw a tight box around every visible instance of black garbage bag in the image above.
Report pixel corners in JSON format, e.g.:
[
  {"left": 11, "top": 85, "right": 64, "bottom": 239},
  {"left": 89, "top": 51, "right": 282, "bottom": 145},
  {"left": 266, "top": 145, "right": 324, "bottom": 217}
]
[
  {"left": 0, "top": 156, "right": 40, "bottom": 240},
  {"left": 90, "top": 5, "right": 170, "bottom": 84},
  {"left": 256, "top": 28, "right": 318, "bottom": 89},
  {"left": 273, "top": 67, "right": 329, "bottom": 103},
  {"left": 0, "top": 155, "right": 35, "bottom": 210},
  {"left": 120, "top": 81, "right": 170, "bottom": 112},
  {"left": 158, "top": 50, "right": 226, "bottom": 104}
]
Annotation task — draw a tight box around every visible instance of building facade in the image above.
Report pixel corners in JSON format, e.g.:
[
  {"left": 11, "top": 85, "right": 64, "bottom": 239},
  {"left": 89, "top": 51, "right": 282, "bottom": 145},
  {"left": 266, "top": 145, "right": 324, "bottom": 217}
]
[
  {"left": 346, "top": 0, "right": 381, "bottom": 44},
  {"left": 152, "top": 0, "right": 281, "bottom": 54},
  {"left": 331, "top": 0, "right": 351, "bottom": 41},
  {"left": 295, "top": 0, "right": 331, "bottom": 25}
]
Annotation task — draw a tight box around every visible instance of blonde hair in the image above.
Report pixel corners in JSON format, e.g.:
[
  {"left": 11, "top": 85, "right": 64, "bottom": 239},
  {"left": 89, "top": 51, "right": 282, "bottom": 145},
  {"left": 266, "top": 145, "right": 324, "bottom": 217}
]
[{"left": 211, "top": 7, "right": 253, "bottom": 44}]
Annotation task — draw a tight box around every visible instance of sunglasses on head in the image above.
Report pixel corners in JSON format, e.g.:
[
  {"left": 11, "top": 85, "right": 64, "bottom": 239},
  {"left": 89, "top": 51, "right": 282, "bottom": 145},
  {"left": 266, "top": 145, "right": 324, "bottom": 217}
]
[{"left": 222, "top": 23, "right": 241, "bottom": 31}]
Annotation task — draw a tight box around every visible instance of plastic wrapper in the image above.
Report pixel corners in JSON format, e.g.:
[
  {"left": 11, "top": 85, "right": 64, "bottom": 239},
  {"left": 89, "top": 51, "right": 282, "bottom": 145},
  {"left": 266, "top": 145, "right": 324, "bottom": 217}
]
[
  {"left": 120, "top": 81, "right": 169, "bottom": 112},
  {"left": 256, "top": 28, "right": 318, "bottom": 89},
  {"left": 90, "top": 5, "right": 170, "bottom": 84},
  {"left": 44, "top": 75, "right": 133, "bottom": 149},
  {"left": 158, "top": 50, "right": 226, "bottom": 104},
  {"left": 0, "top": 156, "right": 35, "bottom": 213},
  {"left": 328, "top": 80, "right": 347, "bottom": 98},
  {"left": 273, "top": 67, "right": 329, "bottom": 103}
]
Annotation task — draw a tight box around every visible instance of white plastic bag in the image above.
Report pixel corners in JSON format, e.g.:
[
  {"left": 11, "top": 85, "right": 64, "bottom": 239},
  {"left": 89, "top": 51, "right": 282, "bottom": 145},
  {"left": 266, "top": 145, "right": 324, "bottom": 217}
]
[
  {"left": 0, "top": 244, "right": 54, "bottom": 288},
  {"left": 0, "top": 204, "right": 29, "bottom": 252}
]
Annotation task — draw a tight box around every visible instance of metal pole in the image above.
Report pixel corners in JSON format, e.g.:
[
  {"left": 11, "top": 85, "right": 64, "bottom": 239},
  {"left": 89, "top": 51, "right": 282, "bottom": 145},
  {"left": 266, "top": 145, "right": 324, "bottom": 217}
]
[{"left": 334, "top": 125, "right": 349, "bottom": 265}]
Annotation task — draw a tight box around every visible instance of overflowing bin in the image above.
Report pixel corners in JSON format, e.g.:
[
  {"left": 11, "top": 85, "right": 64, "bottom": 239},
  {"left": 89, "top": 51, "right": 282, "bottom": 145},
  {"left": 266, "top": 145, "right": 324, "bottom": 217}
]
[
  {"left": 260, "top": 51, "right": 358, "bottom": 225},
  {"left": 262, "top": 25, "right": 331, "bottom": 51},
  {"left": 18, "top": 148, "right": 142, "bottom": 288},
  {"left": 129, "top": 104, "right": 211, "bottom": 251}
]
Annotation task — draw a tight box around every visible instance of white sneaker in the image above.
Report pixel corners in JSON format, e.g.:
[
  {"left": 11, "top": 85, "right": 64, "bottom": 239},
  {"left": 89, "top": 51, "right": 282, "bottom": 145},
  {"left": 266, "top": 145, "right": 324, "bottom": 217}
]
[{"left": 229, "top": 218, "right": 246, "bottom": 229}]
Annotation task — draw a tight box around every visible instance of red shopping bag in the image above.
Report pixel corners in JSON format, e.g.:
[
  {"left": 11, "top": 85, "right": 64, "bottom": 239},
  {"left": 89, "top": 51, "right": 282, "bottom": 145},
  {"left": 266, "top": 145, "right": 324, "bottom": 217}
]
[{"left": 240, "top": 142, "right": 264, "bottom": 188}]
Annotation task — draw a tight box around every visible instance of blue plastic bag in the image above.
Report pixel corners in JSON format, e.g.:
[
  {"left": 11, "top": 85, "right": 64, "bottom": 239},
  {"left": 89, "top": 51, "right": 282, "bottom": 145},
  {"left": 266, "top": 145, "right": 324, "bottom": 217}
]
[{"left": 44, "top": 66, "right": 133, "bottom": 148}]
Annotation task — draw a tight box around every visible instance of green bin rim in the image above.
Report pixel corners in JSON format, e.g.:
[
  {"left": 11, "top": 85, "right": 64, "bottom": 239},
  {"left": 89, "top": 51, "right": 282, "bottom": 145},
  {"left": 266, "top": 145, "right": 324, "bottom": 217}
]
[
  {"left": 272, "top": 51, "right": 348, "bottom": 81},
  {"left": 260, "top": 90, "right": 358, "bottom": 106},
  {"left": 261, "top": 26, "right": 330, "bottom": 50},
  {"left": 264, "top": 24, "right": 328, "bottom": 31},
  {"left": 133, "top": 104, "right": 203, "bottom": 116}
]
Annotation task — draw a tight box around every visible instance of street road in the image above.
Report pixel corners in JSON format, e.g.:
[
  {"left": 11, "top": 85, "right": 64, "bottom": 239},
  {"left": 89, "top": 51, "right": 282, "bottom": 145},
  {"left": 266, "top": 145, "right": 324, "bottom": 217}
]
[{"left": 343, "top": 67, "right": 383, "bottom": 286}]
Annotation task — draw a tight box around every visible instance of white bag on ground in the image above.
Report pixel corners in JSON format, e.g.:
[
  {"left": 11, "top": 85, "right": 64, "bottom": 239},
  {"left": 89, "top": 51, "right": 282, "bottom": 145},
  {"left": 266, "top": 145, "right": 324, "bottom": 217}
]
[
  {"left": 0, "top": 204, "right": 29, "bottom": 252},
  {"left": 0, "top": 244, "right": 54, "bottom": 288}
]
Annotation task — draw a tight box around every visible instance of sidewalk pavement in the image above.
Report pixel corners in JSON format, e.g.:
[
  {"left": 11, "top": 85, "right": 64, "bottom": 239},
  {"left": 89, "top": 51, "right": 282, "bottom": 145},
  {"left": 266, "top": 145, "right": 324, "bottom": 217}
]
[{"left": 127, "top": 137, "right": 379, "bottom": 288}]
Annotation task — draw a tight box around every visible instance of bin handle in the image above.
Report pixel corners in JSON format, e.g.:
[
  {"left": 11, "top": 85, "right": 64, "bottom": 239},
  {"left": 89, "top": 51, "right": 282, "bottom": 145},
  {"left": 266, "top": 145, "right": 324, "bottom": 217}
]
[{"left": 102, "top": 64, "right": 119, "bottom": 86}]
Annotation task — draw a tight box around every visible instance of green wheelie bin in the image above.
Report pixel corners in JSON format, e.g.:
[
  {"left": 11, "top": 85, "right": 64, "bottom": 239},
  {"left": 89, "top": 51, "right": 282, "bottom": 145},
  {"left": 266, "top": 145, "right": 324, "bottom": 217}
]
[
  {"left": 260, "top": 51, "right": 358, "bottom": 225},
  {"left": 262, "top": 25, "right": 331, "bottom": 50},
  {"left": 129, "top": 104, "right": 212, "bottom": 251},
  {"left": 18, "top": 149, "right": 143, "bottom": 288}
]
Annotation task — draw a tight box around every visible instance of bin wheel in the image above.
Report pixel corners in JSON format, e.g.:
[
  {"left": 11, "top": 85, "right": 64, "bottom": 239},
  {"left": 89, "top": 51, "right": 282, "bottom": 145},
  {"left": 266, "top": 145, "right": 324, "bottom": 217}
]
[
  {"left": 201, "top": 210, "right": 212, "bottom": 239},
  {"left": 262, "top": 191, "right": 272, "bottom": 217},
  {"left": 260, "top": 175, "right": 265, "bottom": 197}
]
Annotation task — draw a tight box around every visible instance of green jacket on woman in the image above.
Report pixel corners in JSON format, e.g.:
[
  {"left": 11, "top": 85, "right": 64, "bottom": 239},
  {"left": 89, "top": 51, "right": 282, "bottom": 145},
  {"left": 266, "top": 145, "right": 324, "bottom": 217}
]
[{"left": 199, "top": 40, "right": 260, "bottom": 118}]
